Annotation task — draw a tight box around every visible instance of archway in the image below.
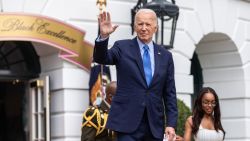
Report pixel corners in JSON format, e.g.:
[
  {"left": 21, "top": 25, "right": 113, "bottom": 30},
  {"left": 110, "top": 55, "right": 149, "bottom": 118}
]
[
  {"left": 0, "top": 41, "right": 40, "bottom": 141},
  {"left": 0, "top": 41, "right": 41, "bottom": 80},
  {"left": 194, "top": 32, "right": 246, "bottom": 139},
  {"left": 196, "top": 32, "right": 243, "bottom": 97},
  {"left": 190, "top": 52, "right": 203, "bottom": 107}
]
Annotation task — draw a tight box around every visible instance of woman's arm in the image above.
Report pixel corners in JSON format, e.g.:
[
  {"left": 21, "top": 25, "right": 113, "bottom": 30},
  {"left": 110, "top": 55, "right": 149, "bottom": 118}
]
[{"left": 183, "top": 116, "right": 193, "bottom": 141}]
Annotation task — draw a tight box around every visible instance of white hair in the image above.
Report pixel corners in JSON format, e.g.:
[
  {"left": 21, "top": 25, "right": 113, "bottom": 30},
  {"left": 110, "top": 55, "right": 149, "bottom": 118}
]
[{"left": 134, "top": 8, "right": 158, "bottom": 24}]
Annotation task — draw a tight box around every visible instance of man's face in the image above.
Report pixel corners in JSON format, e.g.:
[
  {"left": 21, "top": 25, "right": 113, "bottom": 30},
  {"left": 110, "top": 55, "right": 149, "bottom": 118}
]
[
  {"left": 134, "top": 12, "right": 157, "bottom": 44},
  {"left": 106, "top": 91, "right": 114, "bottom": 105},
  {"left": 105, "top": 82, "right": 116, "bottom": 105}
]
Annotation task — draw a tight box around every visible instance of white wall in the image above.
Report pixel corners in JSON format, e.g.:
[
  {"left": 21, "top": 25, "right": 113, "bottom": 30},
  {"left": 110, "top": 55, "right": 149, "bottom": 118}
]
[
  {"left": 1, "top": 0, "right": 250, "bottom": 140},
  {"left": 175, "top": 0, "right": 250, "bottom": 140}
]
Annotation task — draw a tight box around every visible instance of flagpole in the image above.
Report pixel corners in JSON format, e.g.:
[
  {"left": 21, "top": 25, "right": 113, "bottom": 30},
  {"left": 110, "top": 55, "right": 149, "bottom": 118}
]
[{"left": 96, "top": 0, "right": 107, "bottom": 95}]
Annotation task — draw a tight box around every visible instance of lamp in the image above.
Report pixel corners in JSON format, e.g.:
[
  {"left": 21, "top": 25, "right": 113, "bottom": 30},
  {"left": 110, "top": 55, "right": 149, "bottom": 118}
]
[{"left": 131, "top": 0, "right": 179, "bottom": 49}]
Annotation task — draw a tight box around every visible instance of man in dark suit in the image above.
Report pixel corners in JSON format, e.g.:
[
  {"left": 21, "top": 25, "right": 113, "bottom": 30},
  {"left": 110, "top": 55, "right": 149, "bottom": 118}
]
[{"left": 93, "top": 9, "right": 178, "bottom": 141}]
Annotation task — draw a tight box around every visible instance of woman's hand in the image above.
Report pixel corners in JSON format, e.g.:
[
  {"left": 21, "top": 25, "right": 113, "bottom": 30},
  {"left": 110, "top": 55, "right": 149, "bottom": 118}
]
[{"left": 175, "top": 135, "right": 184, "bottom": 141}]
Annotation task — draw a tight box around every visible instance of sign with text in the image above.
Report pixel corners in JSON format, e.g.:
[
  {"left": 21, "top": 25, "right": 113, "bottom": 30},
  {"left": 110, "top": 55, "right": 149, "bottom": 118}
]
[{"left": 0, "top": 12, "right": 93, "bottom": 71}]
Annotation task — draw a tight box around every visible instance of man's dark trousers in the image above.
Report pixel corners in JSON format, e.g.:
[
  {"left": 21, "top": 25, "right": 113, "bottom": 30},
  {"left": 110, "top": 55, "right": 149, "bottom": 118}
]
[{"left": 116, "top": 110, "right": 163, "bottom": 141}]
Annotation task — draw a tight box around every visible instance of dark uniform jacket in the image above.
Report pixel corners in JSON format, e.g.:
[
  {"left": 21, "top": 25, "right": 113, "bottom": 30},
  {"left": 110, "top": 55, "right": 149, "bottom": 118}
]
[{"left": 81, "top": 101, "right": 115, "bottom": 141}]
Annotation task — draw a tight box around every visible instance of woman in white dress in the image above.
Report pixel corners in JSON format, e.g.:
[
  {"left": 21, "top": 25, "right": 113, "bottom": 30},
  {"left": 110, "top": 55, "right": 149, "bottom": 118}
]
[{"left": 183, "top": 87, "right": 225, "bottom": 141}]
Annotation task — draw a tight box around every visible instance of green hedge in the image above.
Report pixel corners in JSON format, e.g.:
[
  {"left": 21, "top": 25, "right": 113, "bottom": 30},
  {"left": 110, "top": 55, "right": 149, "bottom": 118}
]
[{"left": 176, "top": 99, "right": 192, "bottom": 136}]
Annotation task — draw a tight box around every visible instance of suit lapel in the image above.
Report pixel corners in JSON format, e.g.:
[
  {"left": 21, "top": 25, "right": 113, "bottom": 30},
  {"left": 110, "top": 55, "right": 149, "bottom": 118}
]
[
  {"left": 151, "top": 43, "right": 161, "bottom": 86},
  {"left": 131, "top": 38, "right": 146, "bottom": 83}
]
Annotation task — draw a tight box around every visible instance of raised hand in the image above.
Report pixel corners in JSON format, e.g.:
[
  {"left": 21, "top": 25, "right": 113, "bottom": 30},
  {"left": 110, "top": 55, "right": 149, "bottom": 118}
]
[{"left": 98, "top": 12, "right": 118, "bottom": 39}]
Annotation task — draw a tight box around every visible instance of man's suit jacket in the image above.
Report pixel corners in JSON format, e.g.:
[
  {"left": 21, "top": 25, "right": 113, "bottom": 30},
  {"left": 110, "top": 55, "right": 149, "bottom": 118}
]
[{"left": 93, "top": 37, "right": 178, "bottom": 139}]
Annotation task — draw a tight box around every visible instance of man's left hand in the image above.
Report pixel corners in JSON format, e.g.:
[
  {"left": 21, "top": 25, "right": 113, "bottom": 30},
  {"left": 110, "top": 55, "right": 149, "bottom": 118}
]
[{"left": 165, "top": 127, "right": 176, "bottom": 141}]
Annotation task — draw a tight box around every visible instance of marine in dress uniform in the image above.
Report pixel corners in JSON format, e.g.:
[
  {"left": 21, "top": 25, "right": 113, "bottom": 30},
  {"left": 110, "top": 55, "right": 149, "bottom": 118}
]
[{"left": 81, "top": 81, "right": 117, "bottom": 141}]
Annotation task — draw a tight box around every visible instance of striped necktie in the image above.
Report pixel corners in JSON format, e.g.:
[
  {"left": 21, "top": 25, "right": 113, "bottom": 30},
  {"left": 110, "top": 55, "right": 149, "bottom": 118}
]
[{"left": 143, "top": 45, "right": 152, "bottom": 86}]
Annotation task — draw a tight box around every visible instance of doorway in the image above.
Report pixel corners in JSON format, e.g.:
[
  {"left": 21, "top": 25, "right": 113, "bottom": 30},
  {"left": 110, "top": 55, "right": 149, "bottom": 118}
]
[
  {"left": 0, "top": 41, "right": 41, "bottom": 141},
  {"left": 0, "top": 81, "right": 28, "bottom": 141}
]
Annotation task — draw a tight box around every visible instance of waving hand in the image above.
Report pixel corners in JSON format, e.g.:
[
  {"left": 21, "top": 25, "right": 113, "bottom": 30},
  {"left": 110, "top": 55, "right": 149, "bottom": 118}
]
[{"left": 98, "top": 12, "right": 118, "bottom": 39}]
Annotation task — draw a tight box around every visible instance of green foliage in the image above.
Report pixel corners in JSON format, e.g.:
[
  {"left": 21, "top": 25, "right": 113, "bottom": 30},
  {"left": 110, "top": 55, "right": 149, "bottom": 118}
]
[{"left": 176, "top": 99, "right": 192, "bottom": 136}]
